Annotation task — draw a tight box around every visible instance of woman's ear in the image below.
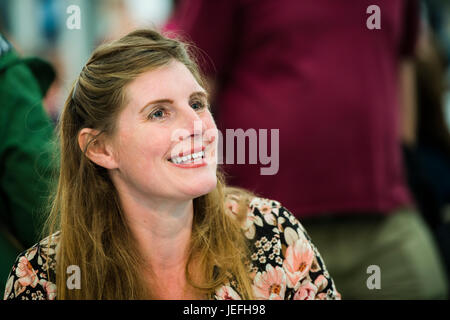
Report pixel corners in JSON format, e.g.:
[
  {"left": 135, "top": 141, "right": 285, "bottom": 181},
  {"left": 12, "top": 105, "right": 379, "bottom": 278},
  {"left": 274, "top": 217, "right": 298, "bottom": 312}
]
[{"left": 78, "top": 128, "right": 118, "bottom": 169}]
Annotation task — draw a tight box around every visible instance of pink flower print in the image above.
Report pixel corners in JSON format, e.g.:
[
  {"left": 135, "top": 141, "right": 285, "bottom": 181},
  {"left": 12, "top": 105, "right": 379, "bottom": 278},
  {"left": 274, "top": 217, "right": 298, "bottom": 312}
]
[
  {"left": 262, "top": 212, "right": 276, "bottom": 226},
  {"left": 277, "top": 217, "right": 286, "bottom": 233},
  {"left": 25, "top": 247, "right": 37, "bottom": 261},
  {"left": 3, "top": 275, "right": 14, "bottom": 299},
  {"left": 39, "top": 279, "right": 57, "bottom": 300},
  {"left": 258, "top": 201, "right": 276, "bottom": 225},
  {"left": 283, "top": 227, "right": 299, "bottom": 246},
  {"left": 13, "top": 279, "right": 26, "bottom": 297},
  {"left": 250, "top": 197, "right": 281, "bottom": 209},
  {"left": 252, "top": 264, "right": 287, "bottom": 300},
  {"left": 242, "top": 211, "right": 263, "bottom": 239},
  {"left": 259, "top": 203, "right": 271, "bottom": 215},
  {"left": 316, "top": 292, "right": 327, "bottom": 300},
  {"left": 293, "top": 280, "right": 318, "bottom": 300},
  {"left": 283, "top": 238, "right": 315, "bottom": 288},
  {"left": 215, "top": 285, "right": 242, "bottom": 300},
  {"left": 315, "top": 289, "right": 342, "bottom": 300},
  {"left": 15, "top": 256, "right": 39, "bottom": 288},
  {"left": 314, "top": 275, "right": 328, "bottom": 292},
  {"left": 310, "top": 256, "right": 321, "bottom": 272}
]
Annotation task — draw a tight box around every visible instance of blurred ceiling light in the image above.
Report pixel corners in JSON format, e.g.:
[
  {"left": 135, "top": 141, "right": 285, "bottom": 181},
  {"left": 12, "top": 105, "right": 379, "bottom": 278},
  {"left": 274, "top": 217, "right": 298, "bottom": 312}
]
[{"left": 124, "top": 0, "right": 173, "bottom": 28}]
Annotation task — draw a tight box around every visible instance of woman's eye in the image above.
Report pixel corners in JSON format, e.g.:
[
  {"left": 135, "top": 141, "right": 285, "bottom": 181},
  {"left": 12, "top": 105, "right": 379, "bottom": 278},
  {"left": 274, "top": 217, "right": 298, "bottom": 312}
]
[
  {"left": 191, "top": 101, "right": 206, "bottom": 111},
  {"left": 148, "top": 108, "right": 167, "bottom": 120}
]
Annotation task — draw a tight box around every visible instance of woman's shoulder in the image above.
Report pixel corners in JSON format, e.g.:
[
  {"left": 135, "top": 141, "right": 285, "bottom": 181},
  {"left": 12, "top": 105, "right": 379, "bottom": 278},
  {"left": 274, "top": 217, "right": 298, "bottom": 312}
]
[
  {"left": 223, "top": 192, "right": 341, "bottom": 300},
  {"left": 224, "top": 190, "right": 308, "bottom": 241},
  {"left": 3, "top": 232, "right": 60, "bottom": 300},
  {"left": 226, "top": 194, "right": 313, "bottom": 252}
]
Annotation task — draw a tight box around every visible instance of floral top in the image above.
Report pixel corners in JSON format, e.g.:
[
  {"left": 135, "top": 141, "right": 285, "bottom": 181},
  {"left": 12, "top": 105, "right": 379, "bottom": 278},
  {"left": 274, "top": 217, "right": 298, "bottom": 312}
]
[{"left": 3, "top": 196, "right": 341, "bottom": 300}]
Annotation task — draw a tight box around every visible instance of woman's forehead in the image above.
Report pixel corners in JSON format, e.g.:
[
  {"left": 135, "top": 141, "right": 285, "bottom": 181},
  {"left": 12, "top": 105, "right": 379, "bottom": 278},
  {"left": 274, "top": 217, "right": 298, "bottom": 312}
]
[{"left": 127, "top": 60, "right": 204, "bottom": 101}]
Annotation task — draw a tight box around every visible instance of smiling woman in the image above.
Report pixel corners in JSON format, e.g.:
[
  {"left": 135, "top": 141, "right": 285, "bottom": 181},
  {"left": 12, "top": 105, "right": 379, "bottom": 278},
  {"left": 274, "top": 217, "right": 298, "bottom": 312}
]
[{"left": 3, "top": 29, "right": 340, "bottom": 300}]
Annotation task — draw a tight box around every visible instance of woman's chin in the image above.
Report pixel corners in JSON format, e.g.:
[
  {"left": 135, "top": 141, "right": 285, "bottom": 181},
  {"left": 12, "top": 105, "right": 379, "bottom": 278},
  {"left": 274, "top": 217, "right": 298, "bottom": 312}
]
[{"left": 185, "top": 176, "right": 217, "bottom": 198}]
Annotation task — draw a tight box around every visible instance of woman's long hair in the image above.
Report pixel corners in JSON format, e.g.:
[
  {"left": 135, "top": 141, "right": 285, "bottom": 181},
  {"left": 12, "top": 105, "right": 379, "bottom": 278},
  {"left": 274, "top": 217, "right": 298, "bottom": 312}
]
[{"left": 43, "top": 29, "right": 255, "bottom": 299}]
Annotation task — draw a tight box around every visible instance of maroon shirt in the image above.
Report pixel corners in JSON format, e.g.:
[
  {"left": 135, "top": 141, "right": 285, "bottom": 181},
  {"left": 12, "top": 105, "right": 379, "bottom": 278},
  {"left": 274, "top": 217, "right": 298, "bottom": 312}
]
[{"left": 166, "top": 0, "right": 419, "bottom": 218}]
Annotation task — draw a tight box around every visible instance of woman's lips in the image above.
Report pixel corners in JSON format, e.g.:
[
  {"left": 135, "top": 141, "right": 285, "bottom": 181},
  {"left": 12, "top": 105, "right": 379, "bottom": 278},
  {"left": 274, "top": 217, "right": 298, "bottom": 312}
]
[
  {"left": 167, "top": 146, "right": 216, "bottom": 169},
  {"left": 168, "top": 140, "right": 217, "bottom": 168},
  {"left": 167, "top": 149, "right": 207, "bottom": 168},
  {"left": 168, "top": 158, "right": 207, "bottom": 168}
]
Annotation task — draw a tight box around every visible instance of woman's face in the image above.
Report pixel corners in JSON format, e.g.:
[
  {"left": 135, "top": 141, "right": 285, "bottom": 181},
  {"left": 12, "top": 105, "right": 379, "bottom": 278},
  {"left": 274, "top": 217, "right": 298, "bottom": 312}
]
[{"left": 108, "top": 60, "right": 218, "bottom": 202}]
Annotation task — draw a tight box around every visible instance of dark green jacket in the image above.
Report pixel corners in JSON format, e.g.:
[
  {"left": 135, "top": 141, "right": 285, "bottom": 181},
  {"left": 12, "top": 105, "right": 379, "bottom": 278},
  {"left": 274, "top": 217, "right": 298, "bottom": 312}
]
[{"left": 0, "top": 34, "right": 56, "bottom": 291}]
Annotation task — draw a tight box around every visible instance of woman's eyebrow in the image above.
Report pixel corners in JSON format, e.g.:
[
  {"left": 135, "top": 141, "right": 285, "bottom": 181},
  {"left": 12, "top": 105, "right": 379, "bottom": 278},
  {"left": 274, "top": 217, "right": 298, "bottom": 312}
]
[
  {"left": 139, "top": 91, "right": 209, "bottom": 114},
  {"left": 190, "top": 91, "right": 208, "bottom": 100}
]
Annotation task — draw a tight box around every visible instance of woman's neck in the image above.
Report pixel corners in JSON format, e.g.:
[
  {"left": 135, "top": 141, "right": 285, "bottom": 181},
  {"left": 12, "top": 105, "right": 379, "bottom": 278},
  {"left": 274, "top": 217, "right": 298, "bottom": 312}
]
[
  {"left": 122, "top": 193, "right": 194, "bottom": 268},
  {"left": 116, "top": 186, "right": 202, "bottom": 298}
]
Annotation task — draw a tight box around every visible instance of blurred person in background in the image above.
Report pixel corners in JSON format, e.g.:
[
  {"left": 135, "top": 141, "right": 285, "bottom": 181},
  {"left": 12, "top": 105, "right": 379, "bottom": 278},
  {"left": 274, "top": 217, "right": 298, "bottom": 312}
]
[
  {"left": 0, "top": 32, "right": 56, "bottom": 292},
  {"left": 402, "top": 0, "right": 450, "bottom": 293},
  {"left": 167, "top": 0, "right": 448, "bottom": 299}
]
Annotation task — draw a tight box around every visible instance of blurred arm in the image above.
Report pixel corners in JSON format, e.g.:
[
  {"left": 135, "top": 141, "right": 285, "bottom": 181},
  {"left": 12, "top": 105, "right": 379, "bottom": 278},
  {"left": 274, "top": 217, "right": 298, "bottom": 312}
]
[{"left": 399, "top": 58, "right": 418, "bottom": 147}]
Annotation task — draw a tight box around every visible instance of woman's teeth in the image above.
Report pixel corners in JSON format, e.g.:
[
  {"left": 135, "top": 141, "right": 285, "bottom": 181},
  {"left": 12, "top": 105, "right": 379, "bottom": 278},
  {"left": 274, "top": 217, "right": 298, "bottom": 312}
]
[{"left": 170, "top": 151, "right": 205, "bottom": 164}]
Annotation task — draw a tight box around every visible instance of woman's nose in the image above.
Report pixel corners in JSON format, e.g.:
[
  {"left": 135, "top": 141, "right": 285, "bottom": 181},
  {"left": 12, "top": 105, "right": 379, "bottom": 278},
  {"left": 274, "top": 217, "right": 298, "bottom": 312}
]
[
  {"left": 181, "top": 106, "right": 206, "bottom": 136},
  {"left": 172, "top": 105, "right": 207, "bottom": 143}
]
